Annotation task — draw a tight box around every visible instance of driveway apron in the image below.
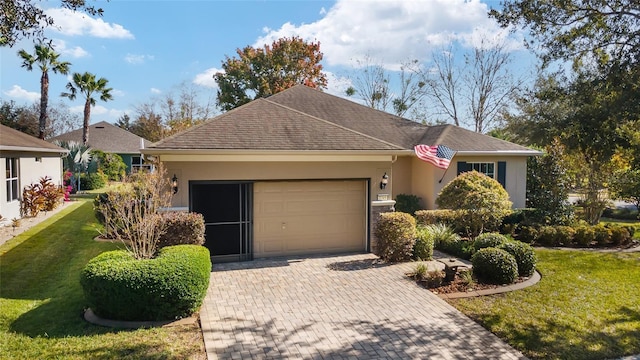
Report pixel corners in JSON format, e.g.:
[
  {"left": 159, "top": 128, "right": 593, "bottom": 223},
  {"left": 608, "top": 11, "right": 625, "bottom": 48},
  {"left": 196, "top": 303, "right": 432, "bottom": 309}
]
[{"left": 200, "top": 253, "right": 527, "bottom": 360}]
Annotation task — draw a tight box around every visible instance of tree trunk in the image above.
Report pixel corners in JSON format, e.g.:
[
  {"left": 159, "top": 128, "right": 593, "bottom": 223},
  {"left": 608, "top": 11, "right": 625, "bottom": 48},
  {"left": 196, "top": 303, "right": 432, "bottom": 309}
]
[
  {"left": 82, "top": 99, "right": 91, "bottom": 146},
  {"left": 39, "top": 71, "right": 48, "bottom": 139}
]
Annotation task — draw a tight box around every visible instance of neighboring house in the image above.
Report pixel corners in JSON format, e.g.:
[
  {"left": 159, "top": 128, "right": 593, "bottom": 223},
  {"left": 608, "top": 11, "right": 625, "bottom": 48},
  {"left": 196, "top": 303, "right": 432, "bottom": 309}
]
[
  {"left": 0, "top": 125, "right": 68, "bottom": 222},
  {"left": 50, "top": 121, "right": 153, "bottom": 173},
  {"left": 143, "top": 85, "right": 540, "bottom": 262}
]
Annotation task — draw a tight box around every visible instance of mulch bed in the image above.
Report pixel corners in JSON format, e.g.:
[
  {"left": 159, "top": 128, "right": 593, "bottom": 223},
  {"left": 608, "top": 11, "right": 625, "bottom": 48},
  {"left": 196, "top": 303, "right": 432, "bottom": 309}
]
[{"left": 410, "top": 273, "right": 529, "bottom": 295}]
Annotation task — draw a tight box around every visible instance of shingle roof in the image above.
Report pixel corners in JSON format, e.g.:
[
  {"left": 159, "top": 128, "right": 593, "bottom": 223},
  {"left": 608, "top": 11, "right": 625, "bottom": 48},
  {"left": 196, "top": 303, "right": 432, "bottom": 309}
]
[
  {"left": 153, "top": 99, "right": 403, "bottom": 150},
  {"left": 416, "top": 124, "right": 535, "bottom": 152},
  {"left": 0, "top": 125, "right": 67, "bottom": 153},
  {"left": 50, "top": 121, "right": 152, "bottom": 154},
  {"left": 149, "top": 85, "right": 537, "bottom": 154}
]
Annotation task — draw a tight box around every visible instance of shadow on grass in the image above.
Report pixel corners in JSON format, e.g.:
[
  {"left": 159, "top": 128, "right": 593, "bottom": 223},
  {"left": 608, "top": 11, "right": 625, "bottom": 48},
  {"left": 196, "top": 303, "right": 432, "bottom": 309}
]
[
  {"left": 0, "top": 200, "right": 120, "bottom": 337},
  {"left": 470, "top": 306, "right": 640, "bottom": 360}
]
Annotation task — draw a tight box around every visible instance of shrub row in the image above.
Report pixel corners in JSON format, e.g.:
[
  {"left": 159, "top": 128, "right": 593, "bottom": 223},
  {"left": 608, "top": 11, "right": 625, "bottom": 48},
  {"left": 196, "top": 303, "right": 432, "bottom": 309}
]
[
  {"left": 80, "top": 245, "right": 211, "bottom": 321},
  {"left": 516, "top": 223, "right": 635, "bottom": 247},
  {"left": 80, "top": 172, "right": 107, "bottom": 190}
]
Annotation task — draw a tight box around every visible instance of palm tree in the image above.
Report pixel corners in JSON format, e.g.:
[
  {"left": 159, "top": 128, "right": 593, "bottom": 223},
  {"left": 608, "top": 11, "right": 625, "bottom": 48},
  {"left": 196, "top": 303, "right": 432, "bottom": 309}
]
[
  {"left": 18, "top": 43, "right": 71, "bottom": 139},
  {"left": 61, "top": 72, "right": 113, "bottom": 146}
]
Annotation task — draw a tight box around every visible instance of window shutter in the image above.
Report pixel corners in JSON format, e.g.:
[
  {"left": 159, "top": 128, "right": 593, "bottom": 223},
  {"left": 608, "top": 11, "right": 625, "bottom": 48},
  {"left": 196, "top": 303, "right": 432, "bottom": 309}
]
[{"left": 497, "top": 161, "right": 506, "bottom": 188}]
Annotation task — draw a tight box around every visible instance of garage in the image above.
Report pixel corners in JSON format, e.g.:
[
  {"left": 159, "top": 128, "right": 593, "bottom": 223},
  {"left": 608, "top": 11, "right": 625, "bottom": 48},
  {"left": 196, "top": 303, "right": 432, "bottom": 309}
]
[{"left": 254, "top": 180, "right": 368, "bottom": 258}]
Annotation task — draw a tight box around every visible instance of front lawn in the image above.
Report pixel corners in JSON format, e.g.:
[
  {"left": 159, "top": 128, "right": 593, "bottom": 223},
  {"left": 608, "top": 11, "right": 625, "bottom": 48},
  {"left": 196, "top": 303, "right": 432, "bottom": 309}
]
[
  {"left": 0, "top": 198, "right": 205, "bottom": 359},
  {"left": 451, "top": 249, "right": 640, "bottom": 360}
]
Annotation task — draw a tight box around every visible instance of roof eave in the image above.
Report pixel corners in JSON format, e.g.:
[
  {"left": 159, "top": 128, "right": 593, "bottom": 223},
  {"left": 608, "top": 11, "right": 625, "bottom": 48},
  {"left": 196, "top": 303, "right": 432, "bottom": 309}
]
[
  {"left": 454, "top": 150, "right": 542, "bottom": 156},
  {"left": 142, "top": 148, "right": 414, "bottom": 156},
  {"left": 0, "top": 145, "right": 69, "bottom": 154}
]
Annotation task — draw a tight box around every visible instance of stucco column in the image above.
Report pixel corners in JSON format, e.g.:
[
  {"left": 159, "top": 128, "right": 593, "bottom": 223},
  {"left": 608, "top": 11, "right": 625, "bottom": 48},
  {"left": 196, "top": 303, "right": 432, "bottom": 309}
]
[{"left": 370, "top": 200, "right": 396, "bottom": 254}]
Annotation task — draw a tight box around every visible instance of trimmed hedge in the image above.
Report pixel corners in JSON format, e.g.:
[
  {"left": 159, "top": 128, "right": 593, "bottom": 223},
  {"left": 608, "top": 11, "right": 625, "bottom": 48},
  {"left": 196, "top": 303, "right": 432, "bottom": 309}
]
[
  {"left": 499, "top": 241, "right": 537, "bottom": 277},
  {"left": 374, "top": 212, "right": 416, "bottom": 263},
  {"left": 413, "top": 226, "right": 435, "bottom": 261},
  {"left": 80, "top": 172, "right": 107, "bottom": 190},
  {"left": 472, "top": 233, "right": 508, "bottom": 252},
  {"left": 471, "top": 248, "right": 518, "bottom": 285},
  {"left": 80, "top": 245, "right": 211, "bottom": 321},
  {"left": 517, "top": 223, "right": 634, "bottom": 247},
  {"left": 415, "top": 209, "right": 458, "bottom": 227},
  {"left": 157, "top": 212, "right": 206, "bottom": 248}
]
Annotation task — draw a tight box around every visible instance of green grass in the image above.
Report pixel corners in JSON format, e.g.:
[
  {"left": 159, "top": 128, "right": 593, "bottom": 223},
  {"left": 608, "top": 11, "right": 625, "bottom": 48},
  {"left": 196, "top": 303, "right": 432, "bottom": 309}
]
[
  {"left": 451, "top": 249, "right": 640, "bottom": 360},
  {"left": 0, "top": 198, "right": 205, "bottom": 359}
]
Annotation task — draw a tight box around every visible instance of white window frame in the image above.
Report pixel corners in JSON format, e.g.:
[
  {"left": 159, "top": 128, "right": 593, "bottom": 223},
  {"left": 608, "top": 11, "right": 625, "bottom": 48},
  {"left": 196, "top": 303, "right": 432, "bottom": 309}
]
[
  {"left": 5, "top": 158, "right": 19, "bottom": 202},
  {"left": 131, "top": 155, "right": 152, "bottom": 172},
  {"left": 468, "top": 162, "right": 495, "bottom": 179}
]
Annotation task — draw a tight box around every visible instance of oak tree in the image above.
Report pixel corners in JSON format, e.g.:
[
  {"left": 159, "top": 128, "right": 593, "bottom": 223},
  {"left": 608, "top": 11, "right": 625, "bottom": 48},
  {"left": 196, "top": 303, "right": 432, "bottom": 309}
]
[
  {"left": 1, "top": 0, "right": 104, "bottom": 47},
  {"left": 214, "top": 36, "right": 327, "bottom": 111}
]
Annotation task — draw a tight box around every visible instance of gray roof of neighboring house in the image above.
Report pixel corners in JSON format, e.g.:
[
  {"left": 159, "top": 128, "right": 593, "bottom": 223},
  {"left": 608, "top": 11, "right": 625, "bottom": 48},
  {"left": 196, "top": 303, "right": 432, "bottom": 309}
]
[
  {"left": 0, "top": 124, "right": 67, "bottom": 153},
  {"left": 50, "top": 121, "right": 152, "bottom": 154},
  {"left": 149, "top": 85, "right": 537, "bottom": 154}
]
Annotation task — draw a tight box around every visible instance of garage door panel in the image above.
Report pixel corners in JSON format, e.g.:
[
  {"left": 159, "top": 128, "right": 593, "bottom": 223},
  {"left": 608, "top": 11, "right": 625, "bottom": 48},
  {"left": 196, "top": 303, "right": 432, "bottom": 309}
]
[{"left": 254, "top": 180, "right": 366, "bottom": 258}]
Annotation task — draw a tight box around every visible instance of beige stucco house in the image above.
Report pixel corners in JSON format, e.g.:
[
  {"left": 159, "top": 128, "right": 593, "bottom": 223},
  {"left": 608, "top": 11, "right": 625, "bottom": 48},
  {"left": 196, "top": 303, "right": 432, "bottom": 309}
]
[
  {"left": 0, "top": 125, "right": 68, "bottom": 223},
  {"left": 143, "top": 85, "right": 540, "bottom": 262}
]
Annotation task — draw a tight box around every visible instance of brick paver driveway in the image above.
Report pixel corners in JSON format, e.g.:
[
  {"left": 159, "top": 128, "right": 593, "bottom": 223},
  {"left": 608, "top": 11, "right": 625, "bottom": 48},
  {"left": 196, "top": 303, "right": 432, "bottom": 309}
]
[{"left": 200, "top": 253, "right": 526, "bottom": 360}]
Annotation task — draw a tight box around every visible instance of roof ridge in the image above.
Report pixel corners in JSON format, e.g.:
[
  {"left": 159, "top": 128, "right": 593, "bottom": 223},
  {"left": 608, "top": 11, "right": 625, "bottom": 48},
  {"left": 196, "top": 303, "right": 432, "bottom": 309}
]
[
  {"left": 433, "top": 124, "right": 454, "bottom": 145},
  {"left": 263, "top": 98, "right": 405, "bottom": 150},
  {"left": 272, "top": 85, "right": 427, "bottom": 129}
]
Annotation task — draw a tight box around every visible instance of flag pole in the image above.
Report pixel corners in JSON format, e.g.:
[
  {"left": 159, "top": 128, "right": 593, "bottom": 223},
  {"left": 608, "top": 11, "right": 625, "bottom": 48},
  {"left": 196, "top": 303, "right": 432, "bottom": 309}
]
[{"left": 438, "top": 151, "right": 458, "bottom": 183}]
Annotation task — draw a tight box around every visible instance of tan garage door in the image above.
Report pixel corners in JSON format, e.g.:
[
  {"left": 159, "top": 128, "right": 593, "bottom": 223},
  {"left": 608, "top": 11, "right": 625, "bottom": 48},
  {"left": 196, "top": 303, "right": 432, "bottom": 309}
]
[{"left": 254, "top": 180, "right": 367, "bottom": 258}]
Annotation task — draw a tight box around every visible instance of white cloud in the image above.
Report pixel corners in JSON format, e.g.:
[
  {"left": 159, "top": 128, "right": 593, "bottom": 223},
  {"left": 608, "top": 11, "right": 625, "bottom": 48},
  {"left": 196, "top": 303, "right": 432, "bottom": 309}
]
[
  {"left": 46, "top": 8, "right": 134, "bottom": 39},
  {"left": 255, "top": 0, "right": 522, "bottom": 69},
  {"left": 150, "top": 88, "right": 162, "bottom": 94},
  {"left": 52, "top": 39, "right": 89, "bottom": 58},
  {"left": 3, "top": 85, "right": 40, "bottom": 102},
  {"left": 193, "top": 67, "right": 222, "bottom": 89},
  {"left": 324, "top": 71, "right": 353, "bottom": 98},
  {"left": 125, "top": 53, "right": 154, "bottom": 64},
  {"left": 111, "top": 89, "right": 125, "bottom": 97},
  {"left": 70, "top": 105, "right": 125, "bottom": 121}
]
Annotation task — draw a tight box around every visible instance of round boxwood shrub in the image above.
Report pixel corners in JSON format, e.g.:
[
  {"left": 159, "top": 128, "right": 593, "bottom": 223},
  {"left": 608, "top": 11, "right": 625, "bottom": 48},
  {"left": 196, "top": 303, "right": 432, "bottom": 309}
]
[
  {"left": 472, "top": 232, "right": 508, "bottom": 252},
  {"left": 374, "top": 212, "right": 416, "bottom": 263},
  {"left": 413, "top": 226, "right": 435, "bottom": 261},
  {"left": 80, "top": 245, "right": 211, "bottom": 321},
  {"left": 436, "top": 171, "right": 512, "bottom": 236},
  {"left": 471, "top": 248, "right": 518, "bottom": 284},
  {"left": 498, "top": 241, "right": 537, "bottom": 276}
]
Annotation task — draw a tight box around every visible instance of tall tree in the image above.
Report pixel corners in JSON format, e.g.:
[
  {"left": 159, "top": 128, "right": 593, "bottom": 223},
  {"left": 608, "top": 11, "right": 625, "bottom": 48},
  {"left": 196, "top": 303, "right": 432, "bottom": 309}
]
[
  {"left": 345, "top": 57, "right": 426, "bottom": 118},
  {"left": 1, "top": 0, "right": 104, "bottom": 47},
  {"left": 61, "top": 72, "right": 112, "bottom": 145},
  {"left": 423, "top": 38, "right": 521, "bottom": 132},
  {"left": 490, "top": 0, "right": 640, "bottom": 69},
  {"left": 18, "top": 42, "right": 71, "bottom": 139},
  {"left": 214, "top": 36, "right": 327, "bottom": 111}
]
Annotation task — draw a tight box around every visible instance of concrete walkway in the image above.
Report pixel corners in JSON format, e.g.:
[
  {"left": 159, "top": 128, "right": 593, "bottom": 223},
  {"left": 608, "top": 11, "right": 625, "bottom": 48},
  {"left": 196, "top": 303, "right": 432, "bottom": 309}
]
[{"left": 200, "top": 253, "right": 526, "bottom": 359}]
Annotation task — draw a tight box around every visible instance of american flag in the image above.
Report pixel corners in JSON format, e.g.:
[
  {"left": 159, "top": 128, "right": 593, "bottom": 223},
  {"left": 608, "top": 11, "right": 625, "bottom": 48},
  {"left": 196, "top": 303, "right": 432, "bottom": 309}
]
[{"left": 414, "top": 144, "right": 456, "bottom": 170}]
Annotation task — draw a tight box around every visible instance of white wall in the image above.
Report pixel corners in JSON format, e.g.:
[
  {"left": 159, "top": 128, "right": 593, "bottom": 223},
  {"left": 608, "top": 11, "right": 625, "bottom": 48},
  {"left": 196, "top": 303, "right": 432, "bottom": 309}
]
[{"left": 0, "top": 153, "right": 64, "bottom": 221}]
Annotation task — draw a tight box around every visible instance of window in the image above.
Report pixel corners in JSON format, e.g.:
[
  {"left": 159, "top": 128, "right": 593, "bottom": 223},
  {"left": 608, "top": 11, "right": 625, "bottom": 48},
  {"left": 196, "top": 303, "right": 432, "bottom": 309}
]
[
  {"left": 469, "top": 162, "right": 495, "bottom": 178},
  {"left": 5, "top": 158, "right": 19, "bottom": 202},
  {"left": 131, "top": 156, "right": 152, "bottom": 172}
]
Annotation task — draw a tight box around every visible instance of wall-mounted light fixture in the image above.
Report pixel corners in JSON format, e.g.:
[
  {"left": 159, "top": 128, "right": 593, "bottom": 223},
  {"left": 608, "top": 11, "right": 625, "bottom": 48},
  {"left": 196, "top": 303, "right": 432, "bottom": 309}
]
[
  {"left": 380, "top": 172, "right": 389, "bottom": 189},
  {"left": 171, "top": 174, "right": 179, "bottom": 194}
]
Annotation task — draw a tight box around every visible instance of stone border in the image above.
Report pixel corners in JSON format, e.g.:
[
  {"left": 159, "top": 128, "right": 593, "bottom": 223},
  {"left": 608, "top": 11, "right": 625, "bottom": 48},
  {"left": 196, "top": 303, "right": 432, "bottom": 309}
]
[
  {"left": 437, "top": 270, "right": 542, "bottom": 300},
  {"left": 84, "top": 308, "right": 198, "bottom": 329}
]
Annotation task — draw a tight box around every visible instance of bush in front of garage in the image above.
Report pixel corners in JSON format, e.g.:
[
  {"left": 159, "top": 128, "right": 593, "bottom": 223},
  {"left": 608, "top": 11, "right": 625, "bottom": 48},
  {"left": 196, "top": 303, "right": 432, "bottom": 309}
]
[
  {"left": 80, "top": 245, "right": 211, "bottom": 321},
  {"left": 374, "top": 212, "right": 416, "bottom": 263},
  {"left": 157, "top": 212, "right": 206, "bottom": 248}
]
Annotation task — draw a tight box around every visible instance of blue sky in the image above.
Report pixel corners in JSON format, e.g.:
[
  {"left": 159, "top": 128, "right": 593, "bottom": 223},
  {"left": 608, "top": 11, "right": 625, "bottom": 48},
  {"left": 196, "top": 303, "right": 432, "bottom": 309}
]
[{"left": 0, "top": 0, "right": 534, "bottom": 125}]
